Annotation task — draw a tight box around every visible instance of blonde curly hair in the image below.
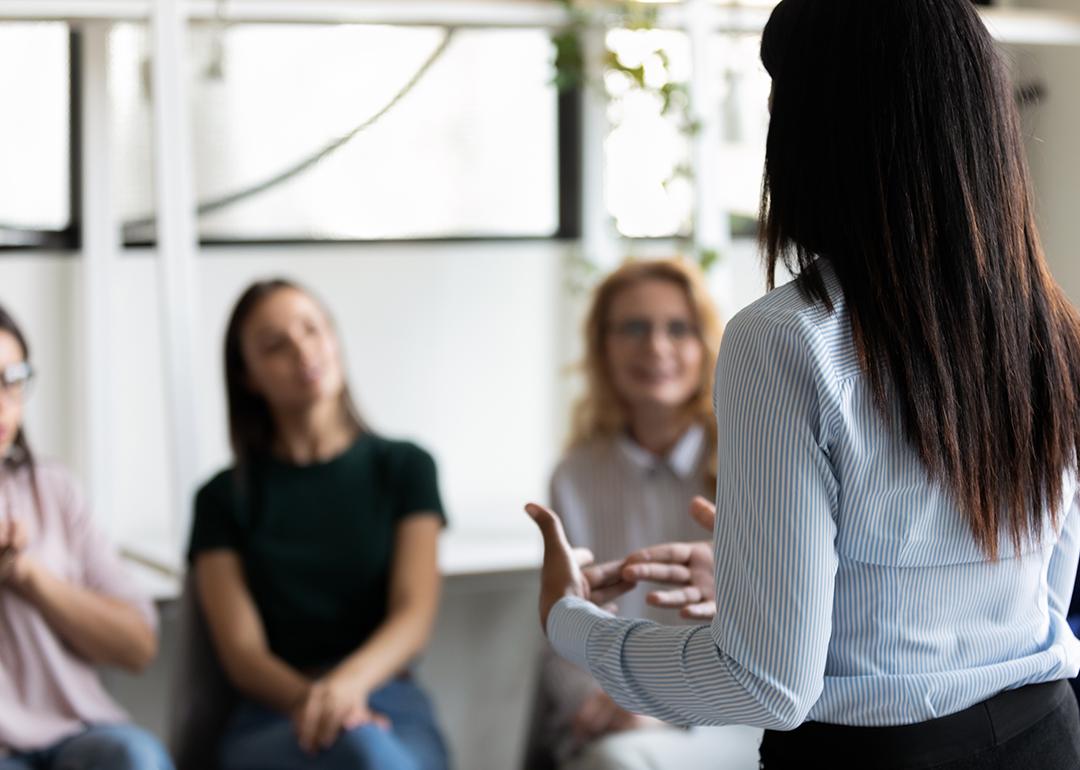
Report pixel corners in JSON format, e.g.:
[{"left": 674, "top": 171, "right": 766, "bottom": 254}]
[{"left": 569, "top": 257, "right": 723, "bottom": 490}]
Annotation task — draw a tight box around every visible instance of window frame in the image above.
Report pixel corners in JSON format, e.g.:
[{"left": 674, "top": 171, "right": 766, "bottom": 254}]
[
  {"left": 0, "top": 25, "right": 583, "bottom": 252},
  {"left": 0, "top": 28, "right": 81, "bottom": 252}
]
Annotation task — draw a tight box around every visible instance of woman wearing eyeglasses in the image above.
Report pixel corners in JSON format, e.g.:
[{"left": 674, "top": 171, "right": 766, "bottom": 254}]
[
  {"left": 528, "top": 1, "right": 1080, "bottom": 768},
  {"left": 0, "top": 305, "right": 172, "bottom": 770},
  {"left": 524, "top": 259, "right": 761, "bottom": 770}
]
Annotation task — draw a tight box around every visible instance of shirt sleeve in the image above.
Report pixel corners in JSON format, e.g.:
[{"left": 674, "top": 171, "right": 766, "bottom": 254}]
[
  {"left": 547, "top": 309, "right": 841, "bottom": 731},
  {"left": 1049, "top": 486, "right": 1080, "bottom": 621},
  {"left": 187, "top": 473, "right": 244, "bottom": 562},
  {"left": 392, "top": 443, "right": 446, "bottom": 526},
  {"left": 55, "top": 467, "right": 158, "bottom": 632}
]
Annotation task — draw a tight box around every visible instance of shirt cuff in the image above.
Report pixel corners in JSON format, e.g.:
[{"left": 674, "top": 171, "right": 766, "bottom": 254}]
[{"left": 546, "top": 596, "right": 614, "bottom": 673}]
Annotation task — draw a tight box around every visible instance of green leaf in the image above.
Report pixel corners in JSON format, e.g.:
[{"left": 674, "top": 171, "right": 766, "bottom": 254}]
[{"left": 698, "top": 248, "right": 721, "bottom": 272}]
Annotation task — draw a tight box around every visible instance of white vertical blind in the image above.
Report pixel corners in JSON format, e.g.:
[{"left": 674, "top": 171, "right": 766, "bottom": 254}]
[
  {"left": 149, "top": 0, "right": 201, "bottom": 558},
  {"left": 77, "top": 21, "right": 120, "bottom": 535}
]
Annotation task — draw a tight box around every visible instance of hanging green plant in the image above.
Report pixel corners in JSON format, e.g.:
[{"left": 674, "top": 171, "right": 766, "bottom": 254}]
[{"left": 551, "top": 1, "right": 720, "bottom": 281}]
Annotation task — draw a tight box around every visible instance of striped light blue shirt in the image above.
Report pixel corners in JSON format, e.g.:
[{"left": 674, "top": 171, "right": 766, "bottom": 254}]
[{"left": 548, "top": 261, "right": 1080, "bottom": 730}]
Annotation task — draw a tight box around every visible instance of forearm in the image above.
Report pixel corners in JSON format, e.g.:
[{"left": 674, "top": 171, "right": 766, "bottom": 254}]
[
  {"left": 332, "top": 602, "right": 436, "bottom": 695},
  {"left": 18, "top": 561, "right": 156, "bottom": 671},
  {"left": 548, "top": 597, "right": 821, "bottom": 731},
  {"left": 224, "top": 649, "right": 311, "bottom": 714}
]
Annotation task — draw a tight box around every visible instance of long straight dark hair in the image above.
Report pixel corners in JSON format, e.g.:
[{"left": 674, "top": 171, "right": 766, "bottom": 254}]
[
  {"left": 0, "top": 304, "right": 42, "bottom": 515},
  {"left": 223, "top": 279, "right": 365, "bottom": 471},
  {"left": 759, "top": 0, "right": 1080, "bottom": 558}
]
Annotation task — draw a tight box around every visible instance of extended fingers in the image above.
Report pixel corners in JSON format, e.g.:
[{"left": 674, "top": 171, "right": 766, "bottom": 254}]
[
  {"left": 646, "top": 586, "right": 704, "bottom": 608},
  {"left": 681, "top": 601, "right": 717, "bottom": 620},
  {"left": 622, "top": 562, "right": 693, "bottom": 585},
  {"left": 580, "top": 559, "right": 634, "bottom": 605},
  {"left": 623, "top": 542, "right": 695, "bottom": 567},
  {"left": 571, "top": 547, "right": 596, "bottom": 568},
  {"left": 582, "top": 559, "right": 627, "bottom": 589}
]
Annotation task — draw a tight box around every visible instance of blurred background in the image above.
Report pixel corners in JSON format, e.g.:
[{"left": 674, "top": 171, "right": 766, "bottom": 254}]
[{"left": 2, "top": 1, "right": 1079, "bottom": 767}]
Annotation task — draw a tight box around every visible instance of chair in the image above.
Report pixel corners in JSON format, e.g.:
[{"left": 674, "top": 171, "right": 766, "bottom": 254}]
[{"left": 168, "top": 572, "right": 236, "bottom": 770}]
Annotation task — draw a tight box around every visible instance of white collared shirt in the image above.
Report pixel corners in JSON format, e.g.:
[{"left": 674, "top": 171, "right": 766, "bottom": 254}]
[{"left": 551, "top": 423, "right": 711, "bottom": 625}]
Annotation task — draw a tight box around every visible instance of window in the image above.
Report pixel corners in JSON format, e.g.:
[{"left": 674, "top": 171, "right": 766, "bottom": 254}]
[
  {"left": 110, "top": 24, "right": 562, "bottom": 244},
  {"left": 0, "top": 23, "right": 73, "bottom": 249},
  {"left": 603, "top": 28, "right": 771, "bottom": 240},
  {"left": 711, "top": 32, "right": 772, "bottom": 238},
  {"left": 604, "top": 27, "right": 693, "bottom": 239}
]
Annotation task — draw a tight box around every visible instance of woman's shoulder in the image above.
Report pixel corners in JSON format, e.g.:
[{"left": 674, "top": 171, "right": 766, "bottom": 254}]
[
  {"left": 730, "top": 266, "right": 842, "bottom": 334},
  {"left": 194, "top": 466, "right": 240, "bottom": 510},
  {"left": 363, "top": 435, "right": 439, "bottom": 486},
  {"left": 16, "top": 458, "right": 81, "bottom": 509},
  {"left": 725, "top": 264, "right": 859, "bottom": 383},
  {"left": 365, "top": 434, "right": 435, "bottom": 466},
  {"left": 27, "top": 456, "right": 76, "bottom": 487}
]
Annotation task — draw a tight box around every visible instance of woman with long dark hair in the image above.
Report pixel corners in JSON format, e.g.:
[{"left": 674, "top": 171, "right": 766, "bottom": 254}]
[
  {"left": 528, "top": 1, "right": 1080, "bottom": 767},
  {"left": 188, "top": 280, "right": 449, "bottom": 769},
  {"left": 0, "top": 305, "right": 171, "bottom": 770}
]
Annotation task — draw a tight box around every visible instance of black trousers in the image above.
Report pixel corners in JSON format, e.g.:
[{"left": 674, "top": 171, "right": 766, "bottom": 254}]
[{"left": 759, "top": 679, "right": 1080, "bottom": 769}]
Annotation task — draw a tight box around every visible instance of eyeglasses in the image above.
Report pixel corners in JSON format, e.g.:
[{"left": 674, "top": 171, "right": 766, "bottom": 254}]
[
  {"left": 0, "top": 362, "right": 34, "bottom": 402},
  {"left": 606, "top": 318, "right": 700, "bottom": 343}
]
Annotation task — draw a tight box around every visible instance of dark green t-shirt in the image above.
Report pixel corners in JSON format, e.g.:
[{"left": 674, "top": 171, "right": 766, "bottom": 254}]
[{"left": 187, "top": 434, "right": 445, "bottom": 669}]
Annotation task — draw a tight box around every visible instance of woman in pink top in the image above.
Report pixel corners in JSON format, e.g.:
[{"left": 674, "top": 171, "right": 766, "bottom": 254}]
[{"left": 0, "top": 305, "right": 172, "bottom": 770}]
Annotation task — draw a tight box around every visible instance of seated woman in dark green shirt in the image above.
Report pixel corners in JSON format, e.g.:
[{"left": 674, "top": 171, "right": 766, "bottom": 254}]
[{"left": 188, "top": 279, "right": 449, "bottom": 770}]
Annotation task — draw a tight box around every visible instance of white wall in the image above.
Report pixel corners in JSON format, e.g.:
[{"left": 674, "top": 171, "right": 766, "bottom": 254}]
[
  {"left": 108, "top": 240, "right": 570, "bottom": 559},
  {"left": 0, "top": 238, "right": 773, "bottom": 562},
  {"left": 1012, "top": 1, "right": 1080, "bottom": 304}
]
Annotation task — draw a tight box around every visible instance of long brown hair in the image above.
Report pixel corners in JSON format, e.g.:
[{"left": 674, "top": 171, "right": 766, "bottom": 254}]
[
  {"left": 760, "top": 0, "right": 1080, "bottom": 557},
  {"left": 223, "top": 279, "right": 365, "bottom": 470},
  {"left": 569, "top": 258, "right": 723, "bottom": 490},
  {"left": 0, "top": 304, "right": 42, "bottom": 516}
]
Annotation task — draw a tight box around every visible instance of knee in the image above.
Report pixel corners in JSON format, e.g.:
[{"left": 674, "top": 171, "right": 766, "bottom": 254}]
[
  {"left": 95, "top": 727, "right": 173, "bottom": 770},
  {"left": 327, "top": 724, "right": 419, "bottom": 770}
]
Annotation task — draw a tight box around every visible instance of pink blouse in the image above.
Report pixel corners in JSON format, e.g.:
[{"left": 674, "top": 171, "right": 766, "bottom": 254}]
[{"left": 0, "top": 460, "right": 157, "bottom": 753}]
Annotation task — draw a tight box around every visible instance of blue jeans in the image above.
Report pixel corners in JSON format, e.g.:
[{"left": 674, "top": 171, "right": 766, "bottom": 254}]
[
  {"left": 220, "top": 677, "right": 450, "bottom": 770},
  {"left": 0, "top": 724, "right": 173, "bottom": 770}
]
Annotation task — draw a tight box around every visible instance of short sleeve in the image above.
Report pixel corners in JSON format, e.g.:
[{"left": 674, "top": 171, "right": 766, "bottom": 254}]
[
  {"left": 390, "top": 443, "right": 446, "bottom": 526},
  {"left": 187, "top": 471, "right": 244, "bottom": 563}
]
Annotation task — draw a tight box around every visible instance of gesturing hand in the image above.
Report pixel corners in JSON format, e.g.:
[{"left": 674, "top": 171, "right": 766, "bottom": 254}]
[
  {"left": 526, "top": 503, "right": 592, "bottom": 631},
  {"left": 580, "top": 557, "right": 637, "bottom": 610},
  {"left": 621, "top": 496, "right": 718, "bottom": 620}
]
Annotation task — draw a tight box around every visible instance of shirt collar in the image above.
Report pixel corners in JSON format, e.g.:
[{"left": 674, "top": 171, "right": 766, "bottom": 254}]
[{"left": 616, "top": 422, "right": 706, "bottom": 480}]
